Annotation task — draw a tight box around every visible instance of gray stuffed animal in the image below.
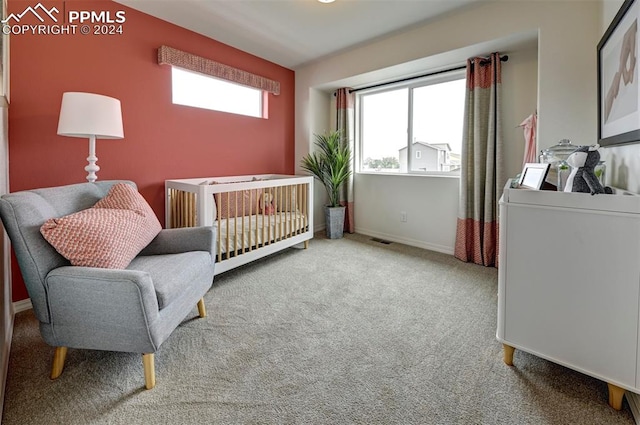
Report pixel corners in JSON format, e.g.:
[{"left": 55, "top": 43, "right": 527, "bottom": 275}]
[{"left": 563, "top": 144, "right": 611, "bottom": 195}]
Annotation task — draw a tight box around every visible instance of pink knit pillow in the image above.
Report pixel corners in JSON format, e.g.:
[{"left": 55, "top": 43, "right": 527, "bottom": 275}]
[
  {"left": 40, "top": 183, "right": 161, "bottom": 269},
  {"left": 214, "top": 190, "right": 260, "bottom": 219},
  {"left": 209, "top": 181, "right": 260, "bottom": 219}
]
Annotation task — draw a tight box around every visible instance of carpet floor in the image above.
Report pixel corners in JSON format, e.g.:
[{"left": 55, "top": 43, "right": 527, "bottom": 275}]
[{"left": 2, "top": 233, "right": 635, "bottom": 424}]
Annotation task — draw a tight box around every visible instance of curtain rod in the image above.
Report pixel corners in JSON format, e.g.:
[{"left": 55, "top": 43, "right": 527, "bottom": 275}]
[{"left": 345, "top": 54, "right": 509, "bottom": 94}]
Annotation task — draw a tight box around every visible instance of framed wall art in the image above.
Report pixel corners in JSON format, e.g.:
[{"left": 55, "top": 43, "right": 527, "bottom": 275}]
[{"left": 598, "top": 0, "right": 639, "bottom": 146}]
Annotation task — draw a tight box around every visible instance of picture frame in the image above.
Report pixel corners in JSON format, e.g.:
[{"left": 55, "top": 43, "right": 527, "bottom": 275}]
[
  {"left": 597, "top": 0, "right": 639, "bottom": 147},
  {"left": 517, "top": 163, "right": 550, "bottom": 190}
]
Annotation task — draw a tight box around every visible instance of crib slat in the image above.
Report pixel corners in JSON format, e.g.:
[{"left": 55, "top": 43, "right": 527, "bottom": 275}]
[
  {"left": 176, "top": 190, "right": 182, "bottom": 228},
  {"left": 293, "top": 184, "right": 298, "bottom": 235},
  {"left": 303, "top": 183, "right": 308, "bottom": 231},
  {"left": 173, "top": 189, "right": 178, "bottom": 228},
  {"left": 273, "top": 186, "right": 277, "bottom": 242},
  {"left": 269, "top": 187, "right": 282, "bottom": 241},
  {"left": 302, "top": 184, "right": 309, "bottom": 230},
  {"left": 247, "top": 190, "right": 252, "bottom": 252},
  {"left": 192, "top": 192, "right": 196, "bottom": 227},
  {"left": 234, "top": 190, "right": 239, "bottom": 257},
  {"left": 238, "top": 190, "right": 242, "bottom": 255},
  {"left": 169, "top": 189, "right": 173, "bottom": 228},
  {"left": 296, "top": 184, "right": 300, "bottom": 235},
  {"left": 284, "top": 185, "right": 295, "bottom": 238},
  {"left": 174, "top": 189, "right": 180, "bottom": 228},
  {"left": 283, "top": 185, "right": 287, "bottom": 239},
  {"left": 276, "top": 186, "right": 287, "bottom": 241},
  {"left": 268, "top": 187, "right": 282, "bottom": 243},
  {"left": 169, "top": 189, "right": 175, "bottom": 228},
  {"left": 287, "top": 184, "right": 291, "bottom": 238},
  {"left": 299, "top": 183, "right": 304, "bottom": 234},
  {"left": 178, "top": 191, "right": 182, "bottom": 227},
  {"left": 186, "top": 191, "right": 190, "bottom": 226},
  {"left": 187, "top": 192, "right": 193, "bottom": 227},
  {"left": 263, "top": 189, "right": 267, "bottom": 246},
  {"left": 224, "top": 192, "right": 231, "bottom": 258},
  {"left": 216, "top": 194, "right": 222, "bottom": 263},
  {"left": 180, "top": 191, "right": 185, "bottom": 227},
  {"left": 291, "top": 185, "right": 295, "bottom": 238},
  {"left": 183, "top": 191, "right": 188, "bottom": 227},
  {"left": 191, "top": 192, "right": 194, "bottom": 226}
]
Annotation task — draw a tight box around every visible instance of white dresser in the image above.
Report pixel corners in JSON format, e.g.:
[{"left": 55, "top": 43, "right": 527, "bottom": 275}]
[{"left": 497, "top": 185, "right": 640, "bottom": 410}]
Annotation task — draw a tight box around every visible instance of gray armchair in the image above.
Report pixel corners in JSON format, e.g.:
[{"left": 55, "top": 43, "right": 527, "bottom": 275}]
[{"left": 0, "top": 181, "right": 215, "bottom": 389}]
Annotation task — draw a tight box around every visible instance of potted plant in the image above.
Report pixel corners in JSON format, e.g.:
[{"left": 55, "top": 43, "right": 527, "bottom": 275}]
[{"left": 301, "top": 130, "right": 352, "bottom": 239}]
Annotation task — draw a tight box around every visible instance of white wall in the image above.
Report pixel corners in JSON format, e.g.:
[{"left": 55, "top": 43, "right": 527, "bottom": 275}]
[
  {"left": 599, "top": 0, "right": 640, "bottom": 193},
  {"left": 296, "top": 1, "right": 600, "bottom": 252},
  {"left": 354, "top": 174, "right": 459, "bottom": 252}
]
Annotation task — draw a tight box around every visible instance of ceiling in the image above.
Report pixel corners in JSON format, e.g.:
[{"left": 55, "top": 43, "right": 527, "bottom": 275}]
[{"left": 115, "top": 0, "right": 487, "bottom": 69}]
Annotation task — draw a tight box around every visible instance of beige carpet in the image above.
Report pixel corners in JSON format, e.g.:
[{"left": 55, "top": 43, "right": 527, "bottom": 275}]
[{"left": 2, "top": 233, "right": 635, "bottom": 424}]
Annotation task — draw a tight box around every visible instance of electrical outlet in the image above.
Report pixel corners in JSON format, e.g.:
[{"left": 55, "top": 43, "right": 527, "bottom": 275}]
[{"left": 400, "top": 211, "right": 407, "bottom": 222}]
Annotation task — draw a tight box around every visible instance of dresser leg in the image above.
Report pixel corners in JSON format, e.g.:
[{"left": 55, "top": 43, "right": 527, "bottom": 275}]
[
  {"left": 608, "top": 383, "right": 625, "bottom": 410},
  {"left": 503, "top": 344, "right": 515, "bottom": 366}
]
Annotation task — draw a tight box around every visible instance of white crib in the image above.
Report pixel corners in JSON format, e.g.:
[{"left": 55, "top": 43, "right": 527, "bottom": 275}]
[{"left": 165, "top": 174, "right": 314, "bottom": 275}]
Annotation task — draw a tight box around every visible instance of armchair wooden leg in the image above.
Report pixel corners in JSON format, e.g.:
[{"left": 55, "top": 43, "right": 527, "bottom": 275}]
[
  {"left": 608, "top": 383, "right": 625, "bottom": 410},
  {"left": 197, "top": 298, "right": 207, "bottom": 318},
  {"left": 304, "top": 240, "right": 309, "bottom": 249},
  {"left": 503, "top": 344, "right": 515, "bottom": 366},
  {"left": 51, "top": 346, "right": 68, "bottom": 379},
  {"left": 143, "top": 353, "right": 155, "bottom": 390}
]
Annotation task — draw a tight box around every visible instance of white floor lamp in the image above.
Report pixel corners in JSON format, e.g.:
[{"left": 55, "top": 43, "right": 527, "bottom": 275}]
[{"left": 57, "top": 92, "right": 124, "bottom": 183}]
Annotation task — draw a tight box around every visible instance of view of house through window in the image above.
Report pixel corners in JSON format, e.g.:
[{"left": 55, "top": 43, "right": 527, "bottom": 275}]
[
  {"left": 171, "top": 67, "right": 264, "bottom": 118},
  {"left": 358, "top": 71, "right": 466, "bottom": 174}
]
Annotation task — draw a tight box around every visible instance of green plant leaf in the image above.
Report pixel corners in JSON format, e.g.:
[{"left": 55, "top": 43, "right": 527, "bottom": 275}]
[{"left": 300, "top": 130, "right": 353, "bottom": 207}]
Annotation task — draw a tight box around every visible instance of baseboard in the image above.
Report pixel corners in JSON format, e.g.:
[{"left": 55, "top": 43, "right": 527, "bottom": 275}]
[
  {"left": 355, "top": 227, "right": 454, "bottom": 255},
  {"left": 0, "top": 308, "right": 13, "bottom": 421},
  {"left": 627, "top": 392, "right": 640, "bottom": 424},
  {"left": 13, "top": 298, "right": 32, "bottom": 313}
]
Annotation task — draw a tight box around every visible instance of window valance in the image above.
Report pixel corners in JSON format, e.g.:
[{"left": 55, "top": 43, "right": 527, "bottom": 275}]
[{"left": 158, "top": 45, "right": 280, "bottom": 95}]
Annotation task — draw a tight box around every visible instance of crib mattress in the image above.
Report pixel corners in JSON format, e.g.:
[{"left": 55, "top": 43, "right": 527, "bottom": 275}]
[{"left": 215, "top": 212, "right": 307, "bottom": 254}]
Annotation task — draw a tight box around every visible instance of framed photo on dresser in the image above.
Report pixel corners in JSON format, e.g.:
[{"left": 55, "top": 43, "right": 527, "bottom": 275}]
[{"left": 517, "top": 163, "right": 550, "bottom": 190}]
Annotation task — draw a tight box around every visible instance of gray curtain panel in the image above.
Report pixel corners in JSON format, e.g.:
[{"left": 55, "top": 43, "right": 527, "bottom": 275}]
[
  {"left": 335, "top": 87, "right": 356, "bottom": 233},
  {"left": 454, "top": 53, "right": 505, "bottom": 267}
]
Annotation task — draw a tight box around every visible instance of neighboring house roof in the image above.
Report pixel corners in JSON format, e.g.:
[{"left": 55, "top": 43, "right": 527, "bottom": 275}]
[
  {"left": 428, "top": 143, "right": 452, "bottom": 152},
  {"left": 398, "top": 141, "right": 451, "bottom": 153}
]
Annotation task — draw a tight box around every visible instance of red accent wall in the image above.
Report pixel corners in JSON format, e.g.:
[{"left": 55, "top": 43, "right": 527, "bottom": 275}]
[{"left": 7, "top": 0, "right": 295, "bottom": 301}]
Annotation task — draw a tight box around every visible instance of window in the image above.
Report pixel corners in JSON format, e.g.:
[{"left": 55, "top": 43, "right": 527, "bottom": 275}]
[
  {"left": 357, "top": 71, "right": 466, "bottom": 174},
  {"left": 171, "top": 67, "right": 264, "bottom": 118}
]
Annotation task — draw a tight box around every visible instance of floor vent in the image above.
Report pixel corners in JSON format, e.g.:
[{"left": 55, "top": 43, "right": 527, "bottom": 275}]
[{"left": 371, "top": 237, "right": 392, "bottom": 245}]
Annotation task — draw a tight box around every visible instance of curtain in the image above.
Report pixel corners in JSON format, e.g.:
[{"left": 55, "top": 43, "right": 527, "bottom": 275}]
[
  {"left": 335, "top": 88, "right": 355, "bottom": 233},
  {"left": 454, "top": 53, "right": 505, "bottom": 267}
]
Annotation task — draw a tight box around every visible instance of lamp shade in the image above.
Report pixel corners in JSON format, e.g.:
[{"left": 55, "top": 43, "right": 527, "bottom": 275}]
[{"left": 57, "top": 92, "right": 124, "bottom": 139}]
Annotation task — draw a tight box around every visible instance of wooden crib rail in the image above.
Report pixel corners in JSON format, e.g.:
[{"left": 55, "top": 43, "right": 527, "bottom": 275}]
[{"left": 165, "top": 175, "right": 313, "bottom": 268}]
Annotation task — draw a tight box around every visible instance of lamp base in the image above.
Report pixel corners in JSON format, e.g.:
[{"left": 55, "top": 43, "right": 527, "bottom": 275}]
[
  {"left": 85, "top": 162, "right": 99, "bottom": 183},
  {"left": 85, "top": 136, "right": 99, "bottom": 183}
]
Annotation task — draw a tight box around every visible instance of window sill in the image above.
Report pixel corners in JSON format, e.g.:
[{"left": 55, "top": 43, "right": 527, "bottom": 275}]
[{"left": 356, "top": 171, "right": 460, "bottom": 179}]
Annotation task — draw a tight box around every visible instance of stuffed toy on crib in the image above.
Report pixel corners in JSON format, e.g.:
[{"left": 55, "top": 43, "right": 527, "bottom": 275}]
[
  {"left": 262, "top": 192, "right": 276, "bottom": 215},
  {"left": 563, "top": 144, "right": 612, "bottom": 195}
]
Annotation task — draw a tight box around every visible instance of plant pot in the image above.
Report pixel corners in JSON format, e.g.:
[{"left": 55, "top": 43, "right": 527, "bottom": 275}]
[{"left": 324, "top": 205, "right": 345, "bottom": 239}]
